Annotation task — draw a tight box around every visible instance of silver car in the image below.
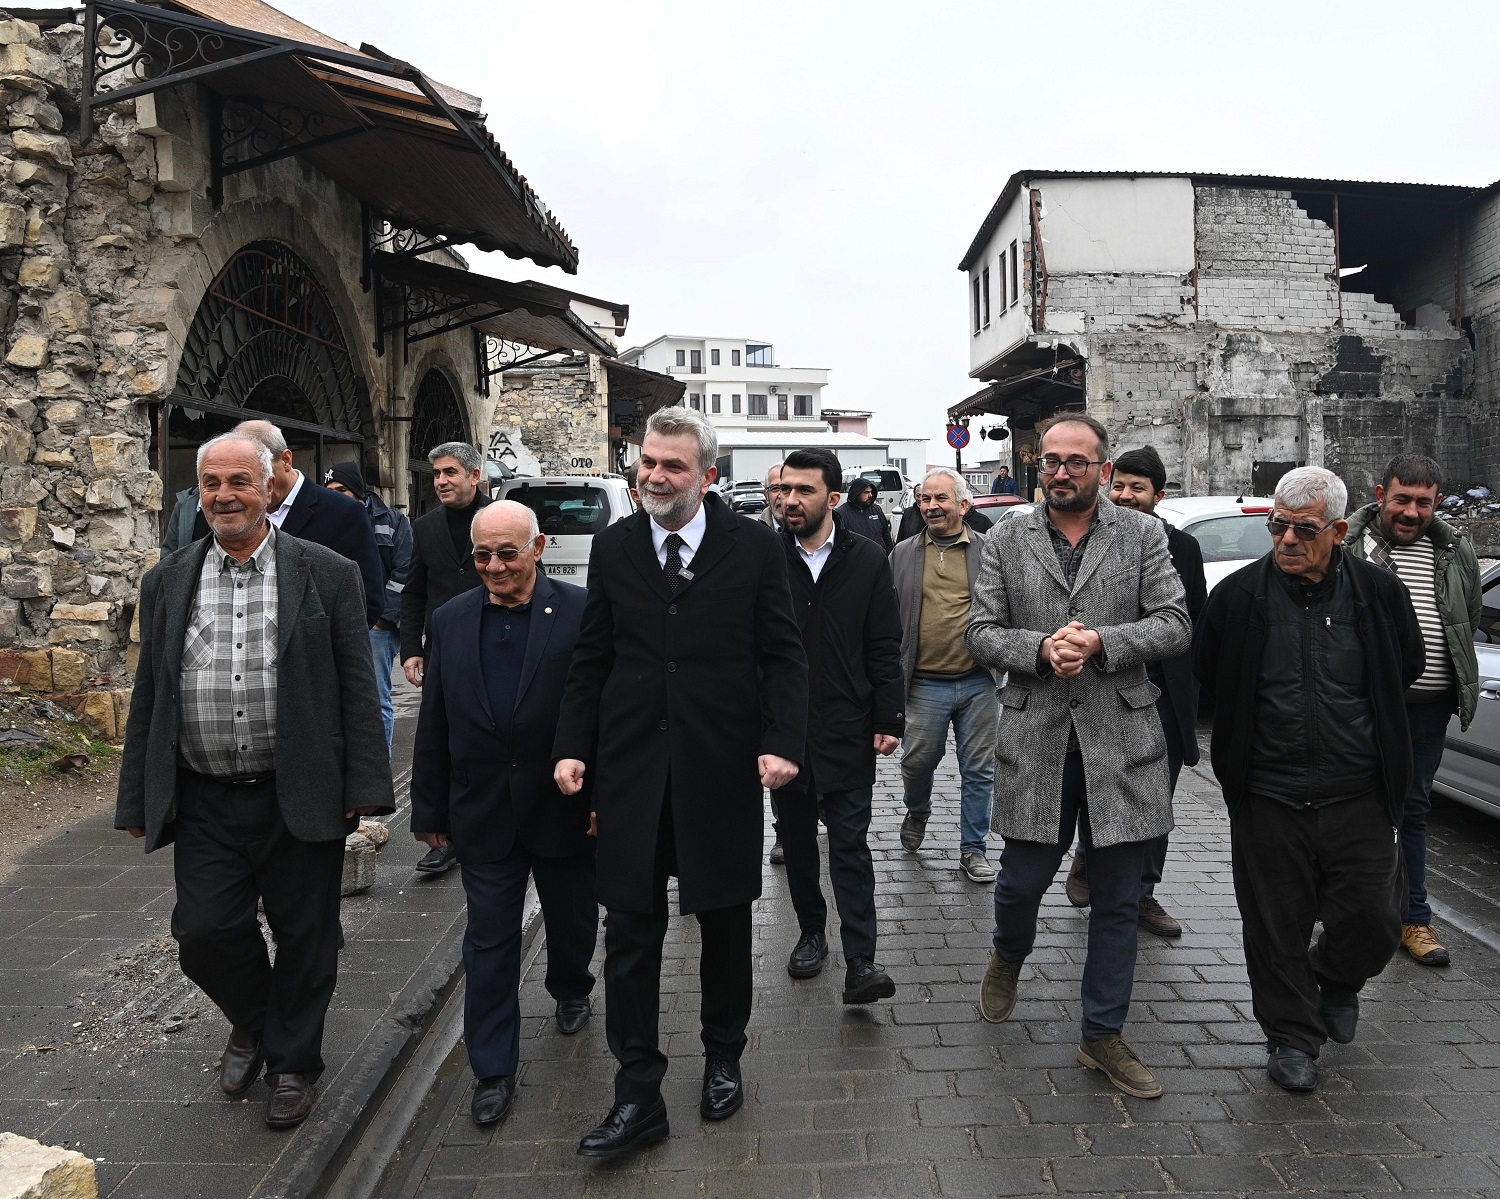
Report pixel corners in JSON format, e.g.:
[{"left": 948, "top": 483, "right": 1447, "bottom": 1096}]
[{"left": 1433, "top": 561, "right": 1500, "bottom": 819}]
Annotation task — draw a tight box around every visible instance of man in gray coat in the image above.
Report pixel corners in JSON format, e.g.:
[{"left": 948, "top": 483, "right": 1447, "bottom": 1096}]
[
  {"left": 967, "top": 414, "right": 1189, "bottom": 1100},
  {"left": 117, "top": 433, "right": 394, "bottom": 1130}
]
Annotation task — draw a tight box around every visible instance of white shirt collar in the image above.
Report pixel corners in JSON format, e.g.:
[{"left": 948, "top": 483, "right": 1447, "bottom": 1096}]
[
  {"left": 796, "top": 523, "right": 836, "bottom": 581},
  {"left": 650, "top": 501, "right": 708, "bottom": 568},
  {"left": 268, "top": 469, "right": 305, "bottom": 527}
]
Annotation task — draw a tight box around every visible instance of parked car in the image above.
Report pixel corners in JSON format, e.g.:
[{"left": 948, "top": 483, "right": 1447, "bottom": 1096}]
[
  {"left": 843, "top": 467, "right": 913, "bottom": 518},
  {"left": 971, "top": 493, "right": 1030, "bottom": 513},
  {"left": 496, "top": 475, "right": 635, "bottom": 587},
  {"left": 1154, "top": 496, "right": 1275, "bottom": 593},
  {"left": 1433, "top": 561, "right": 1500, "bottom": 819},
  {"left": 726, "top": 479, "right": 767, "bottom": 513}
]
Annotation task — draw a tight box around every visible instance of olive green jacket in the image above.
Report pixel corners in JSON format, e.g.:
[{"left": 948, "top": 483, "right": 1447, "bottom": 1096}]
[{"left": 1344, "top": 504, "right": 1482, "bottom": 729}]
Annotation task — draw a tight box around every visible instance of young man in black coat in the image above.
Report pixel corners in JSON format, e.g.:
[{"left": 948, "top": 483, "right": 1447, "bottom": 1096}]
[
  {"left": 1064, "top": 446, "right": 1206, "bottom": 938},
  {"left": 775, "top": 450, "right": 905, "bottom": 1003},
  {"left": 554, "top": 407, "right": 808, "bottom": 1159},
  {"left": 837, "top": 477, "right": 893, "bottom": 553}
]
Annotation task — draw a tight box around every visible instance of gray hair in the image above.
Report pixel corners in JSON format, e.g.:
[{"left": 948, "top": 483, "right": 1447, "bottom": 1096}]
[
  {"left": 232, "top": 419, "right": 287, "bottom": 456},
  {"left": 1275, "top": 465, "right": 1347, "bottom": 521},
  {"left": 471, "top": 499, "right": 539, "bottom": 545},
  {"left": 764, "top": 462, "right": 783, "bottom": 487},
  {"left": 429, "top": 441, "right": 483, "bottom": 473},
  {"left": 196, "top": 434, "right": 274, "bottom": 485},
  {"left": 921, "top": 468, "right": 972, "bottom": 503},
  {"left": 646, "top": 404, "right": 719, "bottom": 473}
]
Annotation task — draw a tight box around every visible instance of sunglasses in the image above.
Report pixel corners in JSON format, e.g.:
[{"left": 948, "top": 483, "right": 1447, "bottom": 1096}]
[{"left": 1265, "top": 517, "right": 1334, "bottom": 542}]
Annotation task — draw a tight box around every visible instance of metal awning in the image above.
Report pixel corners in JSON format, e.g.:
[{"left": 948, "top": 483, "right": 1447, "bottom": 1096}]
[
  {"left": 949, "top": 350, "right": 1085, "bottom": 423},
  {"left": 82, "top": 0, "right": 578, "bottom": 270},
  {"left": 605, "top": 359, "right": 685, "bottom": 436}
]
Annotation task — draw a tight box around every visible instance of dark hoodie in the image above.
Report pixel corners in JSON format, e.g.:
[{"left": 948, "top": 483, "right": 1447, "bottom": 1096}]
[{"left": 838, "top": 479, "right": 893, "bottom": 553}]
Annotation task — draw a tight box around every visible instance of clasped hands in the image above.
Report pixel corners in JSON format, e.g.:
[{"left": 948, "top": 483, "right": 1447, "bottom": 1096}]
[{"left": 1041, "top": 620, "right": 1102, "bottom": 679}]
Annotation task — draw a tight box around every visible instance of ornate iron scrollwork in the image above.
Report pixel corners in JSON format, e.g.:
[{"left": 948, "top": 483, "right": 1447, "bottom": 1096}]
[
  {"left": 92, "top": 9, "right": 265, "bottom": 97},
  {"left": 219, "top": 98, "right": 362, "bottom": 175},
  {"left": 409, "top": 370, "right": 470, "bottom": 463},
  {"left": 474, "top": 331, "right": 569, "bottom": 394}
]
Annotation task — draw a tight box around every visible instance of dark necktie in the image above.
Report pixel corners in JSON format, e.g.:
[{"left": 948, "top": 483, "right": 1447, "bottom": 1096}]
[{"left": 664, "top": 533, "right": 685, "bottom": 592}]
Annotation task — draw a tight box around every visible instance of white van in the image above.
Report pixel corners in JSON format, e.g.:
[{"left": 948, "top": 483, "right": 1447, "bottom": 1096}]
[
  {"left": 842, "top": 466, "right": 912, "bottom": 518},
  {"left": 497, "top": 475, "right": 635, "bottom": 587}
]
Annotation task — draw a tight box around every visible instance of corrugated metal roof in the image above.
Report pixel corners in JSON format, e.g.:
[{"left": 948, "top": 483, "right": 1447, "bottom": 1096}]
[{"left": 958, "top": 169, "right": 1485, "bottom": 272}]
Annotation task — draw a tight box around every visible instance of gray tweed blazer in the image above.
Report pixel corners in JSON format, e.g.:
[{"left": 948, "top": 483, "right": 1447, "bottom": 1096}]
[{"left": 965, "top": 499, "right": 1190, "bottom": 848}]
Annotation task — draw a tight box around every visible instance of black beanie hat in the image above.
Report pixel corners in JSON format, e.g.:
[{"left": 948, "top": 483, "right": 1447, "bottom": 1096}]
[{"left": 325, "top": 460, "right": 367, "bottom": 500}]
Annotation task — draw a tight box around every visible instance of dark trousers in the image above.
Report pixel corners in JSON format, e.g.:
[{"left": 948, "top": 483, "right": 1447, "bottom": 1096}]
[
  {"left": 170, "top": 771, "right": 343, "bottom": 1077},
  {"left": 604, "top": 795, "right": 753, "bottom": 1103},
  {"left": 460, "top": 846, "right": 597, "bottom": 1080},
  {"left": 776, "top": 770, "right": 877, "bottom": 961},
  {"left": 1401, "top": 696, "right": 1457, "bottom": 925},
  {"left": 1230, "top": 793, "right": 1404, "bottom": 1058},
  {"left": 993, "top": 751, "right": 1147, "bottom": 1041},
  {"left": 1078, "top": 695, "right": 1183, "bottom": 897}
]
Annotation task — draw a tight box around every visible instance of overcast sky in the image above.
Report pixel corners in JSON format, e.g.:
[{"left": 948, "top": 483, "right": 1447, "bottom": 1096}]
[{"left": 292, "top": 0, "right": 1499, "bottom": 460}]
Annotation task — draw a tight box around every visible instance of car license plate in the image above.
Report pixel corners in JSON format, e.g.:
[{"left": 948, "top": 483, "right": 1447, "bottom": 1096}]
[{"left": 550, "top": 564, "right": 579, "bottom": 575}]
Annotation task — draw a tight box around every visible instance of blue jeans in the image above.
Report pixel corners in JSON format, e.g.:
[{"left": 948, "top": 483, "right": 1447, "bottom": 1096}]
[
  {"left": 1402, "top": 696, "right": 1457, "bottom": 925},
  {"left": 369, "top": 626, "right": 401, "bottom": 754},
  {"left": 900, "top": 672, "right": 997, "bottom": 856}
]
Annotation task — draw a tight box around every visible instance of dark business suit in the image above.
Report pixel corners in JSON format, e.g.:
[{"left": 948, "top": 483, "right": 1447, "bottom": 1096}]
[
  {"left": 410, "top": 574, "right": 596, "bottom": 1079},
  {"left": 116, "top": 532, "right": 394, "bottom": 1075},
  {"left": 399, "top": 495, "right": 493, "bottom": 664},
  {"left": 554, "top": 491, "right": 808, "bottom": 1102}
]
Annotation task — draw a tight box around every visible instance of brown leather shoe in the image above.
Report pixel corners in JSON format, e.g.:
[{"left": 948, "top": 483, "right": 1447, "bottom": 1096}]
[
  {"left": 1064, "top": 853, "right": 1090, "bottom": 908},
  {"left": 218, "top": 1027, "right": 264, "bottom": 1096},
  {"left": 265, "top": 1072, "right": 317, "bottom": 1129}
]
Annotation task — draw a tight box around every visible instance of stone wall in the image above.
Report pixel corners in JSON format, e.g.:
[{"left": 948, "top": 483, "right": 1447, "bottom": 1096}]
[{"left": 490, "top": 357, "right": 610, "bottom": 476}]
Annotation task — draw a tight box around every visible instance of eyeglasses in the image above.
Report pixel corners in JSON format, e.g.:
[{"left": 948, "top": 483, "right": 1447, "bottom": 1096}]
[
  {"left": 1265, "top": 517, "right": 1334, "bottom": 542},
  {"left": 472, "top": 547, "right": 525, "bottom": 566},
  {"left": 1038, "top": 455, "right": 1106, "bottom": 477}
]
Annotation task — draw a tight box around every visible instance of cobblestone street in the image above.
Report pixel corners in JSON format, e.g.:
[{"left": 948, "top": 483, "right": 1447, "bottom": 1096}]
[{"left": 382, "top": 751, "right": 1500, "bottom": 1198}]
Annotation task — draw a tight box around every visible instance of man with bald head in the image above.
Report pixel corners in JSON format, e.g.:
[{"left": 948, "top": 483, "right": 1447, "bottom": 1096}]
[
  {"left": 410, "top": 501, "right": 597, "bottom": 1127},
  {"left": 118, "top": 434, "right": 393, "bottom": 1129}
]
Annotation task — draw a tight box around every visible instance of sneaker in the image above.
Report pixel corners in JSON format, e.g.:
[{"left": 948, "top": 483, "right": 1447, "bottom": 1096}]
[
  {"left": 899, "top": 814, "right": 927, "bottom": 851},
  {"left": 1137, "top": 896, "right": 1181, "bottom": 938},
  {"left": 1401, "top": 923, "right": 1450, "bottom": 967},
  {"left": 1076, "top": 1033, "right": 1162, "bottom": 1099},
  {"left": 768, "top": 840, "right": 785, "bottom": 865},
  {"left": 842, "top": 957, "right": 896, "bottom": 1004},
  {"left": 978, "top": 951, "right": 1022, "bottom": 1023},
  {"left": 960, "top": 852, "right": 996, "bottom": 883},
  {"left": 1064, "top": 853, "right": 1089, "bottom": 907}
]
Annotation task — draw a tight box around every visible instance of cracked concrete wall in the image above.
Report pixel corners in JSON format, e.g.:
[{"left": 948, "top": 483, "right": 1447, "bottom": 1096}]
[{"left": 490, "top": 357, "right": 611, "bottom": 476}]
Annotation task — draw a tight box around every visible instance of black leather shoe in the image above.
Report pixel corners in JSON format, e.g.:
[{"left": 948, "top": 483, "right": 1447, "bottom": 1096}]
[
  {"left": 700, "top": 1053, "right": 743, "bottom": 1121},
  {"left": 218, "top": 1027, "right": 263, "bottom": 1096},
  {"left": 769, "top": 839, "right": 785, "bottom": 865},
  {"left": 471, "top": 1075, "right": 515, "bottom": 1126},
  {"left": 415, "top": 843, "right": 458, "bottom": 875},
  {"left": 1267, "top": 1045, "right": 1319, "bottom": 1092},
  {"left": 576, "top": 1096, "right": 670, "bottom": 1158},
  {"left": 842, "top": 957, "right": 896, "bottom": 1004},
  {"left": 1319, "top": 984, "right": 1359, "bottom": 1044},
  {"left": 786, "top": 929, "right": 828, "bottom": 979},
  {"left": 264, "top": 1072, "right": 317, "bottom": 1128},
  {"left": 556, "top": 998, "right": 591, "bottom": 1036}
]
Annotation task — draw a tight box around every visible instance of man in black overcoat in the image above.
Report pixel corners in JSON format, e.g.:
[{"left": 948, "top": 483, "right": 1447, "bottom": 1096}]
[
  {"left": 411, "top": 501, "right": 596, "bottom": 1128},
  {"left": 774, "top": 450, "right": 905, "bottom": 1002},
  {"left": 554, "top": 406, "right": 809, "bottom": 1160}
]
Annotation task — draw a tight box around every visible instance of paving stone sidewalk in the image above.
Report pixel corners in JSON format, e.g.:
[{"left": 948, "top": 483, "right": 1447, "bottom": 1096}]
[{"left": 393, "top": 753, "right": 1500, "bottom": 1199}]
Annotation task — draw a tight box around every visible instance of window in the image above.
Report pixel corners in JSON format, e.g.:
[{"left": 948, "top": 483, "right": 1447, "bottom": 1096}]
[
  {"left": 746, "top": 343, "right": 773, "bottom": 367},
  {"left": 690, "top": 349, "right": 702, "bottom": 373},
  {"left": 827, "top": 419, "right": 839, "bottom": 432},
  {"left": 748, "top": 394, "right": 768, "bottom": 416},
  {"left": 777, "top": 395, "right": 788, "bottom": 420},
  {"left": 981, "top": 267, "right": 991, "bottom": 328},
  {"left": 1183, "top": 515, "right": 1275, "bottom": 564},
  {"left": 507, "top": 484, "right": 609, "bottom": 536},
  {"left": 731, "top": 349, "right": 741, "bottom": 366},
  {"left": 972, "top": 276, "right": 982, "bottom": 334},
  {"left": 689, "top": 393, "right": 701, "bottom": 410},
  {"left": 675, "top": 349, "right": 685, "bottom": 367},
  {"left": 997, "top": 252, "right": 1007, "bottom": 310},
  {"left": 1010, "top": 239, "right": 1020, "bottom": 306},
  {"left": 793, "top": 394, "right": 812, "bottom": 417},
  {"left": 711, "top": 393, "right": 721, "bottom": 413},
  {"left": 711, "top": 348, "right": 720, "bottom": 366},
  {"left": 732, "top": 394, "right": 742, "bottom": 413}
]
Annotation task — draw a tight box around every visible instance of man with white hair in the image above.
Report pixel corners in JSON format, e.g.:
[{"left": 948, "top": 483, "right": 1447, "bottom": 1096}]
[
  {"left": 889, "top": 468, "right": 998, "bottom": 882},
  {"left": 1196, "top": 465, "right": 1424, "bottom": 1093}
]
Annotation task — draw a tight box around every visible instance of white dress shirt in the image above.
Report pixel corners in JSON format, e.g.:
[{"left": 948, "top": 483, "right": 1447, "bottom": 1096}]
[
  {"left": 649, "top": 502, "right": 708, "bottom": 571},
  {"left": 796, "top": 524, "right": 836, "bottom": 583},
  {"left": 267, "top": 469, "right": 305, "bottom": 529}
]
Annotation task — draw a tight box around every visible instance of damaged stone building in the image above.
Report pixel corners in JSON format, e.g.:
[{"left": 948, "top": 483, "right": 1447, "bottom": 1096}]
[
  {"left": 954, "top": 171, "right": 1498, "bottom": 517},
  {"left": 0, "top": 0, "right": 680, "bottom": 734}
]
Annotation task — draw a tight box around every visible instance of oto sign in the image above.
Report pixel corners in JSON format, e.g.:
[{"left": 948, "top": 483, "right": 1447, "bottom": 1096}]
[{"left": 946, "top": 425, "right": 971, "bottom": 450}]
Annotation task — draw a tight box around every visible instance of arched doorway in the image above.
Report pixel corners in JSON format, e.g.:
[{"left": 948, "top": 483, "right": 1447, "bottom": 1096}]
[
  {"left": 407, "top": 368, "right": 470, "bottom": 518},
  {"left": 158, "top": 240, "right": 371, "bottom": 518}
]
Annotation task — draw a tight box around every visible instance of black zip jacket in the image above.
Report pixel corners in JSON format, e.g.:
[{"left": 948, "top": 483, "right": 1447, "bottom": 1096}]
[
  {"left": 781, "top": 511, "right": 905, "bottom": 791},
  {"left": 1194, "top": 549, "right": 1424, "bottom": 825}
]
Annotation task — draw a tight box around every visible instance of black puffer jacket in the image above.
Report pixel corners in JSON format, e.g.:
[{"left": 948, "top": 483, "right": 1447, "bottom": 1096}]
[{"left": 838, "top": 481, "right": 894, "bottom": 553}]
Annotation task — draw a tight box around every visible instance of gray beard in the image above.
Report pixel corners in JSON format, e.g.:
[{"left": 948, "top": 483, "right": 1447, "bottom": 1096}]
[{"left": 641, "top": 488, "right": 700, "bottom": 528}]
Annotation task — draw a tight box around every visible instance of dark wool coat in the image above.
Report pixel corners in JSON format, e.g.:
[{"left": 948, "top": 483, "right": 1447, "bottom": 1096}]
[
  {"left": 780, "top": 512, "right": 905, "bottom": 790},
  {"left": 552, "top": 491, "right": 809, "bottom": 914},
  {"left": 1159, "top": 520, "right": 1208, "bottom": 768},
  {"left": 399, "top": 494, "right": 492, "bottom": 662},
  {"left": 1194, "top": 552, "right": 1424, "bottom": 824}
]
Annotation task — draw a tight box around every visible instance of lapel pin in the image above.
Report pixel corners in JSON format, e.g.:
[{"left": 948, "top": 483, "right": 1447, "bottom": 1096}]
[
  {"left": 544, "top": 607, "right": 552, "bottom": 614},
  {"left": 678, "top": 568, "right": 695, "bottom": 581}
]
